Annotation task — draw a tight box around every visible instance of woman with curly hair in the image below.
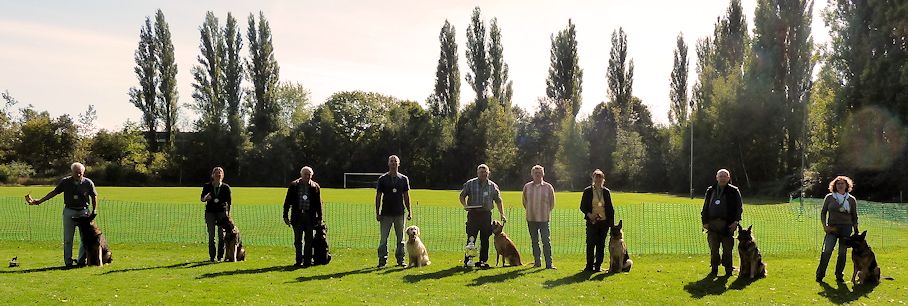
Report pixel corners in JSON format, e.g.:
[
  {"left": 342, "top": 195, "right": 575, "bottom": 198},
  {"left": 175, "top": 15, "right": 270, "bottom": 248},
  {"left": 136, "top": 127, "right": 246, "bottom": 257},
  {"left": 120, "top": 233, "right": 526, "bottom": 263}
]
[{"left": 815, "top": 175, "right": 859, "bottom": 283}]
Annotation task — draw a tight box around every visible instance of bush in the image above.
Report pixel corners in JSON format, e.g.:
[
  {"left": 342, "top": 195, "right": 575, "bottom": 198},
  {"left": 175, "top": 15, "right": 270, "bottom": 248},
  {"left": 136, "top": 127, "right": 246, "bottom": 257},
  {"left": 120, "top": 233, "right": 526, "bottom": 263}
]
[{"left": 0, "top": 161, "right": 36, "bottom": 183}]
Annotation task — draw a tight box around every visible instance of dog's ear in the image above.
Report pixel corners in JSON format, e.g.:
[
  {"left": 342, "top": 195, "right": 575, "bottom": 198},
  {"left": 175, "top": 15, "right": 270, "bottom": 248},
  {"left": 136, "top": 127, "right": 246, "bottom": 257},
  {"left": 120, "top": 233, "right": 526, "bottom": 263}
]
[
  {"left": 747, "top": 224, "right": 752, "bottom": 231},
  {"left": 860, "top": 230, "right": 867, "bottom": 238},
  {"left": 737, "top": 224, "right": 743, "bottom": 231},
  {"left": 618, "top": 220, "right": 623, "bottom": 228}
]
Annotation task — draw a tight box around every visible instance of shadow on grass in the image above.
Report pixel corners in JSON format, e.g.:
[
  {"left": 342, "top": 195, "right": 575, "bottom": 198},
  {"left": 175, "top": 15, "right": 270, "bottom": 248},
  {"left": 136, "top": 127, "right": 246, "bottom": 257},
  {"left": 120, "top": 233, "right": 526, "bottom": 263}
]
[
  {"left": 103, "top": 261, "right": 215, "bottom": 274},
  {"left": 818, "top": 280, "right": 879, "bottom": 304},
  {"left": 197, "top": 265, "right": 301, "bottom": 279},
  {"left": 683, "top": 273, "right": 732, "bottom": 298},
  {"left": 467, "top": 266, "right": 538, "bottom": 287},
  {"left": 0, "top": 265, "right": 79, "bottom": 274},
  {"left": 590, "top": 271, "right": 621, "bottom": 281},
  {"left": 542, "top": 270, "right": 595, "bottom": 288},
  {"left": 402, "top": 266, "right": 467, "bottom": 283},
  {"left": 293, "top": 267, "right": 379, "bottom": 282},
  {"left": 728, "top": 274, "right": 763, "bottom": 290}
]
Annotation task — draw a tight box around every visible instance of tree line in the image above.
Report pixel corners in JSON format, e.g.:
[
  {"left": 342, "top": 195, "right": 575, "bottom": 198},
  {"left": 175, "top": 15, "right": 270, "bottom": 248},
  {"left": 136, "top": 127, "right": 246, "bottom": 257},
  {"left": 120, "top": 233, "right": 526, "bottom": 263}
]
[{"left": 1, "top": 1, "right": 906, "bottom": 201}]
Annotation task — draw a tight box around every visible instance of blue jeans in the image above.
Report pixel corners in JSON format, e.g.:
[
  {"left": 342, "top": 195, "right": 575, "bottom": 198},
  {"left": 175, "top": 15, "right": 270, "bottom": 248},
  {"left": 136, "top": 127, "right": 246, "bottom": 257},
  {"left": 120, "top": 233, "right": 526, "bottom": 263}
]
[
  {"left": 816, "top": 224, "right": 853, "bottom": 279},
  {"left": 527, "top": 221, "right": 552, "bottom": 266},
  {"left": 62, "top": 207, "right": 89, "bottom": 266},
  {"left": 378, "top": 215, "right": 405, "bottom": 265}
]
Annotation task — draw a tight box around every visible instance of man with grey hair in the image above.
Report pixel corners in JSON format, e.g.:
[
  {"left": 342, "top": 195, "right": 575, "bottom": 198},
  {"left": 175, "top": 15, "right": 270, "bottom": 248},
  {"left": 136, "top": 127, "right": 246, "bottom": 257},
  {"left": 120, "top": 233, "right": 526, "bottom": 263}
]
[
  {"left": 374, "top": 155, "right": 412, "bottom": 268},
  {"left": 700, "top": 168, "right": 743, "bottom": 276},
  {"left": 283, "top": 166, "right": 323, "bottom": 267},
  {"left": 522, "top": 165, "right": 556, "bottom": 269},
  {"left": 26, "top": 162, "right": 99, "bottom": 267},
  {"left": 459, "top": 163, "right": 507, "bottom": 268}
]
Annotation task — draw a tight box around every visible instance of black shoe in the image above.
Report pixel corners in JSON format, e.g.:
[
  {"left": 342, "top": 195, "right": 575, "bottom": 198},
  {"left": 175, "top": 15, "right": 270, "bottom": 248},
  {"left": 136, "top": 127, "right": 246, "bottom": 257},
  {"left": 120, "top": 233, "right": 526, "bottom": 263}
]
[
  {"left": 593, "top": 266, "right": 602, "bottom": 272},
  {"left": 395, "top": 262, "right": 406, "bottom": 267},
  {"left": 377, "top": 262, "right": 387, "bottom": 268},
  {"left": 584, "top": 266, "right": 594, "bottom": 272},
  {"left": 709, "top": 267, "right": 718, "bottom": 275},
  {"left": 815, "top": 276, "right": 823, "bottom": 282},
  {"left": 474, "top": 262, "right": 490, "bottom": 268},
  {"left": 835, "top": 277, "right": 845, "bottom": 283},
  {"left": 210, "top": 258, "right": 216, "bottom": 262},
  {"left": 725, "top": 268, "right": 734, "bottom": 276}
]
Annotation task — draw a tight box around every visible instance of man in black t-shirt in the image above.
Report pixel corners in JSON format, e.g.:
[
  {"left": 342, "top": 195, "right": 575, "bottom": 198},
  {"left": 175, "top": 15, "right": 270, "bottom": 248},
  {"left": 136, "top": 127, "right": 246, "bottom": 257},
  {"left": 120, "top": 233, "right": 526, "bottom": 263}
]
[
  {"left": 374, "top": 155, "right": 412, "bottom": 268},
  {"left": 27, "top": 162, "right": 99, "bottom": 267}
]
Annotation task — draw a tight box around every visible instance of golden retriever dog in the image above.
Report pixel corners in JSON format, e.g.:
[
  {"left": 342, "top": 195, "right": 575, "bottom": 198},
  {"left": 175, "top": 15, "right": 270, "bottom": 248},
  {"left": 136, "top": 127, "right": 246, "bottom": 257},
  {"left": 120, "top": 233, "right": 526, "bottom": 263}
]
[
  {"left": 607, "top": 220, "right": 632, "bottom": 273},
  {"left": 218, "top": 216, "right": 246, "bottom": 262},
  {"left": 491, "top": 220, "right": 521, "bottom": 266},
  {"left": 71, "top": 213, "right": 112, "bottom": 266},
  {"left": 404, "top": 225, "right": 431, "bottom": 267},
  {"left": 736, "top": 224, "right": 767, "bottom": 278}
]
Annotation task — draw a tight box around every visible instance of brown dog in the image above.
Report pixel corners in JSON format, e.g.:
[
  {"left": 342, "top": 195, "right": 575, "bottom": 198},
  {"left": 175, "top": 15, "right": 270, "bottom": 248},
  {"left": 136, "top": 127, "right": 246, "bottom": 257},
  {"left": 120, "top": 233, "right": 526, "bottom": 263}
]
[
  {"left": 491, "top": 220, "right": 521, "bottom": 266},
  {"left": 607, "top": 220, "right": 632, "bottom": 273},
  {"left": 843, "top": 230, "right": 881, "bottom": 285},
  {"left": 71, "top": 213, "right": 112, "bottom": 266},
  {"left": 736, "top": 224, "right": 767, "bottom": 278},
  {"left": 218, "top": 216, "right": 246, "bottom": 262}
]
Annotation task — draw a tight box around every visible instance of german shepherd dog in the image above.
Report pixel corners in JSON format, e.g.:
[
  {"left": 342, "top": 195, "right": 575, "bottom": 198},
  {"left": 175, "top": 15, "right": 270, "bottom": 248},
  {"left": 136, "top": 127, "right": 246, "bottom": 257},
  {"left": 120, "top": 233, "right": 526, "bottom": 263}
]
[
  {"left": 218, "top": 216, "right": 246, "bottom": 262},
  {"left": 736, "top": 224, "right": 767, "bottom": 278},
  {"left": 843, "top": 231, "right": 881, "bottom": 285},
  {"left": 312, "top": 220, "right": 332, "bottom": 265},
  {"left": 491, "top": 220, "right": 521, "bottom": 266},
  {"left": 71, "top": 213, "right": 112, "bottom": 266},
  {"left": 608, "top": 220, "right": 632, "bottom": 273}
]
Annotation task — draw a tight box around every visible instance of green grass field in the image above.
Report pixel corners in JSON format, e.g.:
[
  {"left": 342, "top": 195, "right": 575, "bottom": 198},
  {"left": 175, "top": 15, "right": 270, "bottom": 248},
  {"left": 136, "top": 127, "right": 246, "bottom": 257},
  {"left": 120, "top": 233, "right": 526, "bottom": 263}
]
[
  {"left": 1, "top": 241, "right": 905, "bottom": 304},
  {"left": 1, "top": 186, "right": 906, "bottom": 304}
]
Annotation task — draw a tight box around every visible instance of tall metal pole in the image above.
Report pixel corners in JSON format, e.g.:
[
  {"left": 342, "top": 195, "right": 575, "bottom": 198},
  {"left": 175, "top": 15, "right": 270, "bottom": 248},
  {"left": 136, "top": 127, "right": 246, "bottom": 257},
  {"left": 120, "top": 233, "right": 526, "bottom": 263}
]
[{"left": 689, "top": 100, "right": 694, "bottom": 199}]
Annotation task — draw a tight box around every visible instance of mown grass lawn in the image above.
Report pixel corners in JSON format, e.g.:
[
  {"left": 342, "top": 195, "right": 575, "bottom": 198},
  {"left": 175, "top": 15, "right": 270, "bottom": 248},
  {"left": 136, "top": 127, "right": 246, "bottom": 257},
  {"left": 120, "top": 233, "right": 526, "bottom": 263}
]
[{"left": 1, "top": 241, "right": 905, "bottom": 305}]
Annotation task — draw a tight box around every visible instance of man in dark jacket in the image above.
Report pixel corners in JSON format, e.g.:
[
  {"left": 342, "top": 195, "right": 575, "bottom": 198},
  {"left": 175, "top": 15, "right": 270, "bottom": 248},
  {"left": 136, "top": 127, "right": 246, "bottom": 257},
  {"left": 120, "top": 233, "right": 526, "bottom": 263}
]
[
  {"left": 283, "top": 166, "right": 323, "bottom": 267},
  {"left": 579, "top": 169, "right": 615, "bottom": 272},
  {"left": 700, "top": 169, "right": 743, "bottom": 276}
]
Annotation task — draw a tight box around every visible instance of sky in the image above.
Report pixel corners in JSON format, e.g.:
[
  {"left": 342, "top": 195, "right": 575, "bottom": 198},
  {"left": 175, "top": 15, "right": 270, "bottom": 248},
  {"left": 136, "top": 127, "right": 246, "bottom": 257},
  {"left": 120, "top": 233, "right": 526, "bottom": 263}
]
[{"left": 0, "top": 0, "right": 831, "bottom": 131}]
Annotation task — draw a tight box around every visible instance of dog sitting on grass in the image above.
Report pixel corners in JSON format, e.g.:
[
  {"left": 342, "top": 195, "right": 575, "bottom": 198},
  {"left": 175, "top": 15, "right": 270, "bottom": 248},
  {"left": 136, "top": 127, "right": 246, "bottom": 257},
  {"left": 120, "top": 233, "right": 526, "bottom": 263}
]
[
  {"left": 607, "top": 220, "right": 632, "bottom": 273},
  {"left": 312, "top": 220, "right": 332, "bottom": 265},
  {"left": 404, "top": 225, "right": 430, "bottom": 267},
  {"left": 736, "top": 224, "right": 766, "bottom": 279},
  {"left": 843, "top": 230, "right": 881, "bottom": 285},
  {"left": 218, "top": 216, "right": 246, "bottom": 262},
  {"left": 492, "top": 220, "right": 521, "bottom": 266},
  {"left": 71, "top": 213, "right": 112, "bottom": 266}
]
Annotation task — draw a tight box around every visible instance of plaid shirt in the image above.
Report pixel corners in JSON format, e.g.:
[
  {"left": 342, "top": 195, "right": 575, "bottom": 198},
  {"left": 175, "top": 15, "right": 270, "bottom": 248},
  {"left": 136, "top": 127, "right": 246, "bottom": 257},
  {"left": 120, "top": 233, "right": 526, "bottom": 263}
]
[
  {"left": 460, "top": 178, "right": 501, "bottom": 211},
  {"left": 297, "top": 184, "right": 310, "bottom": 212}
]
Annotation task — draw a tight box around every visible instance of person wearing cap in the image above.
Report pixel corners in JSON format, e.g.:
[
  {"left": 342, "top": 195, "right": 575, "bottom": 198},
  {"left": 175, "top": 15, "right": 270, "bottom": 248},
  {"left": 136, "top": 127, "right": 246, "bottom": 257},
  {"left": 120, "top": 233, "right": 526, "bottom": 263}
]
[
  {"left": 700, "top": 168, "right": 743, "bottom": 276},
  {"left": 459, "top": 163, "right": 506, "bottom": 268},
  {"left": 200, "top": 167, "right": 232, "bottom": 262},
  {"left": 374, "top": 155, "right": 412, "bottom": 268},
  {"left": 26, "top": 162, "right": 99, "bottom": 267}
]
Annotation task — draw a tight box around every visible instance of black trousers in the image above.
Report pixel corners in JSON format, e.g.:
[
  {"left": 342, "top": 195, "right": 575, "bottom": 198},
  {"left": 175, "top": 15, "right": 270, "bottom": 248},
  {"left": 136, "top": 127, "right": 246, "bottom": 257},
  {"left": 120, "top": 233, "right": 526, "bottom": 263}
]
[
  {"left": 465, "top": 210, "right": 493, "bottom": 263},
  {"left": 292, "top": 214, "right": 316, "bottom": 264},
  {"left": 706, "top": 219, "right": 734, "bottom": 270},
  {"left": 585, "top": 221, "right": 610, "bottom": 268}
]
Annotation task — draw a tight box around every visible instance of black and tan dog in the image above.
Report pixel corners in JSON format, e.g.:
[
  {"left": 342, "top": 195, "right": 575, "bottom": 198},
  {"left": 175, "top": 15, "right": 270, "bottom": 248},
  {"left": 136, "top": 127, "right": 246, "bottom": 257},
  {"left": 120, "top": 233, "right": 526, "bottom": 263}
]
[
  {"left": 608, "top": 220, "right": 632, "bottom": 273},
  {"left": 736, "top": 224, "right": 766, "bottom": 278},
  {"left": 218, "top": 216, "right": 246, "bottom": 262},
  {"left": 71, "top": 213, "right": 112, "bottom": 266},
  {"left": 312, "top": 220, "right": 332, "bottom": 265},
  {"left": 491, "top": 220, "right": 521, "bottom": 266},
  {"left": 843, "top": 230, "right": 881, "bottom": 285}
]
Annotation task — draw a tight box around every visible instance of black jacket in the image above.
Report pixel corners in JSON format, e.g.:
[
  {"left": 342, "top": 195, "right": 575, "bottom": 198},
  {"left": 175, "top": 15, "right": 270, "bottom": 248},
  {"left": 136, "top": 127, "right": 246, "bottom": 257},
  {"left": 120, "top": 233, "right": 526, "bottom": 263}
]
[
  {"left": 579, "top": 186, "right": 615, "bottom": 226},
  {"left": 700, "top": 183, "right": 743, "bottom": 224},
  {"left": 283, "top": 179, "right": 323, "bottom": 220}
]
